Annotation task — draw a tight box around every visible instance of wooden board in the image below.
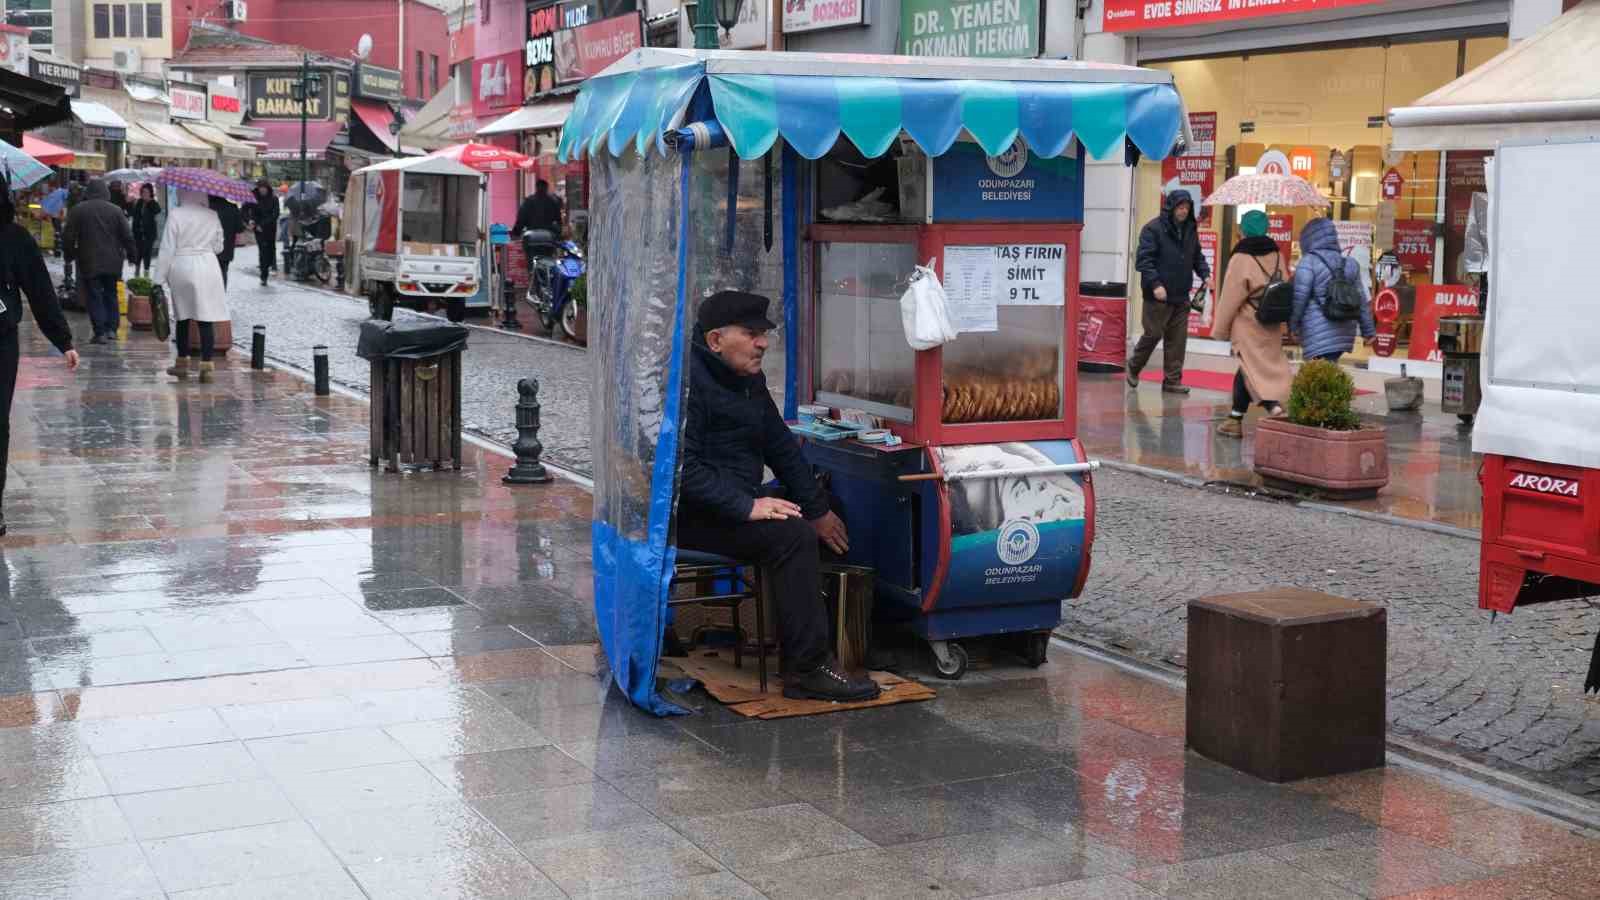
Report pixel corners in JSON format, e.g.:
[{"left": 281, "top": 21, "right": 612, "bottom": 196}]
[{"left": 662, "top": 649, "right": 935, "bottom": 720}]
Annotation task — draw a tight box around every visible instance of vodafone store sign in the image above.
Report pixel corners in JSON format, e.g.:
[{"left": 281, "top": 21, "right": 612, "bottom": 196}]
[{"left": 1103, "top": 0, "right": 1387, "bottom": 32}]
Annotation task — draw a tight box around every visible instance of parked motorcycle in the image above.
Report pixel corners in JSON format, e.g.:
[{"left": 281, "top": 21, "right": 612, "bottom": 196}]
[
  {"left": 286, "top": 214, "right": 333, "bottom": 285},
  {"left": 522, "top": 230, "right": 585, "bottom": 342}
]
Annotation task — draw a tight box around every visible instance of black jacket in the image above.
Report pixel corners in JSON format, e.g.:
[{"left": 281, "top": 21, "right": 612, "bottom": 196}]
[
  {"left": 129, "top": 198, "right": 160, "bottom": 244},
  {"left": 246, "top": 192, "right": 280, "bottom": 235},
  {"left": 61, "top": 181, "right": 136, "bottom": 278},
  {"left": 0, "top": 222, "right": 74, "bottom": 353},
  {"left": 513, "top": 192, "right": 562, "bottom": 236},
  {"left": 211, "top": 198, "right": 242, "bottom": 264},
  {"left": 1135, "top": 192, "right": 1209, "bottom": 306},
  {"left": 680, "top": 340, "right": 827, "bottom": 524}
]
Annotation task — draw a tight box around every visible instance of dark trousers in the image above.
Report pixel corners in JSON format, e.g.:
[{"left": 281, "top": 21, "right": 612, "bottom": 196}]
[
  {"left": 85, "top": 273, "right": 119, "bottom": 337},
  {"left": 132, "top": 238, "right": 156, "bottom": 274},
  {"left": 256, "top": 231, "right": 275, "bottom": 280},
  {"left": 1231, "top": 370, "right": 1278, "bottom": 415},
  {"left": 217, "top": 255, "right": 230, "bottom": 288},
  {"left": 0, "top": 328, "right": 17, "bottom": 500},
  {"left": 676, "top": 515, "right": 830, "bottom": 673},
  {"left": 1128, "top": 301, "right": 1189, "bottom": 385},
  {"left": 175, "top": 320, "right": 215, "bottom": 362},
  {"left": 1310, "top": 352, "right": 1343, "bottom": 363}
]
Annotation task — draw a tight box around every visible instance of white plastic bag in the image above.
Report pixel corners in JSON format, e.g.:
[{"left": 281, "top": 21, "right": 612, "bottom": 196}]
[{"left": 900, "top": 261, "right": 958, "bottom": 351}]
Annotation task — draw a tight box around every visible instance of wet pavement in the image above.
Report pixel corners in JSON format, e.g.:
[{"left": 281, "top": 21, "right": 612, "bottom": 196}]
[{"left": 3, "top": 315, "right": 1600, "bottom": 897}]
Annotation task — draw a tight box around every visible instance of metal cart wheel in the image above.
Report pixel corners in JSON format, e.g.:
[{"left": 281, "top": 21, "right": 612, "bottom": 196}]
[
  {"left": 1457, "top": 414, "right": 1475, "bottom": 427},
  {"left": 1019, "top": 631, "right": 1050, "bottom": 668},
  {"left": 931, "top": 640, "right": 968, "bottom": 680},
  {"left": 313, "top": 255, "right": 333, "bottom": 284}
]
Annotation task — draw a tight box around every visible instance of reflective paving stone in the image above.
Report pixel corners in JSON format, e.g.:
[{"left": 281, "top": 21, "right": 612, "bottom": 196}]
[
  {"left": 0, "top": 754, "right": 111, "bottom": 809},
  {"left": 741, "top": 848, "right": 952, "bottom": 900},
  {"left": 285, "top": 633, "right": 429, "bottom": 667},
  {"left": 517, "top": 820, "right": 724, "bottom": 895},
  {"left": 382, "top": 703, "right": 551, "bottom": 759},
  {"left": 1263, "top": 829, "right": 1490, "bottom": 897},
  {"left": 276, "top": 760, "right": 457, "bottom": 816},
  {"left": 978, "top": 875, "right": 1162, "bottom": 900},
  {"left": 244, "top": 727, "right": 412, "bottom": 777},
  {"left": 96, "top": 741, "right": 262, "bottom": 795},
  {"left": 420, "top": 746, "right": 595, "bottom": 798},
  {"left": 309, "top": 799, "right": 517, "bottom": 866},
  {"left": 584, "top": 871, "right": 768, "bottom": 900},
  {"left": 77, "top": 708, "right": 233, "bottom": 756},
  {"left": 0, "top": 841, "right": 164, "bottom": 899},
  {"left": 115, "top": 779, "right": 299, "bottom": 841},
  {"left": 675, "top": 803, "right": 876, "bottom": 873},
  {"left": 1126, "top": 848, "right": 1364, "bottom": 899},
  {"left": 471, "top": 782, "right": 659, "bottom": 842},
  {"left": 140, "top": 820, "right": 344, "bottom": 893},
  {"left": 0, "top": 796, "right": 133, "bottom": 858},
  {"left": 346, "top": 840, "right": 566, "bottom": 900},
  {"left": 165, "top": 867, "right": 368, "bottom": 900},
  {"left": 888, "top": 827, "right": 1138, "bottom": 897}
]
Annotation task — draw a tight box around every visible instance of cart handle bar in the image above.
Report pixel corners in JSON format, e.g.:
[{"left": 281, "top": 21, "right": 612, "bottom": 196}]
[{"left": 898, "top": 461, "right": 1100, "bottom": 483}]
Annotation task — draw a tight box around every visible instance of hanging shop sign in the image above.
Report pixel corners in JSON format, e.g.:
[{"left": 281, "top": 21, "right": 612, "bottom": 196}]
[
  {"left": 526, "top": 3, "right": 560, "bottom": 94},
  {"left": 1289, "top": 146, "right": 1317, "bottom": 178},
  {"left": 1381, "top": 167, "right": 1404, "bottom": 200},
  {"left": 334, "top": 72, "right": 351, "bottom": 118},
  {"left": 0, "top": 26, "right": 28, "bottom": 77},
  {"left": 1409, "top": 284, "right": 1479, "bottom": 362},
  {"left": 1101, "top": 0, "right": 1386, "bottom": 33},
  {"left": 1392, "top": 219, "right": 1435, "bottom": 274},
  {"left": 900, "top": 0, "right": 1037, "bottom": 57},
  {"left": 355, "top": 64, "right": 405, "bottom": 103},
  {"left": 553, "top": 12, "right": 642, "bottom": 84},
  {"left": 1186, "top": 230, "right": 1219, "bottom": 337},
  {"left": 931, "top": 139, "right": 1083, "bottom": 223},
  {"left": 1161, "top": 111, "right": 1215, "bottom": 226},
  {"left": 207, "top": 81, "right": 244, "bottom": 127},
  {"left": 249, "top": 71, "right": 333, "bottom": 120},
  {"left": 29, "top": 57, "right": 80, "bottom": 97},
  {"left": 474, "top": 49, "right": 524, "bottom": 117},
  {"left": 784, "top": 0, "right": 868, "bottom": 34},
  {"left": 170, "top": 85, "right": 206, "bottom": 121}
]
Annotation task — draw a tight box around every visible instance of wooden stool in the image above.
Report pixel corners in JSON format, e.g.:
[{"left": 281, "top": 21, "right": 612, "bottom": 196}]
[{"left": 1186, "top": 588, "right": 1386, "bottom": 782}]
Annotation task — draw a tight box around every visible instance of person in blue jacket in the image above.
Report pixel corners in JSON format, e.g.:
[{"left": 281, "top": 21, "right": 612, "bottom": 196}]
[{"left": 1291, "top": 218, "right": 1376, "bottom": 362}]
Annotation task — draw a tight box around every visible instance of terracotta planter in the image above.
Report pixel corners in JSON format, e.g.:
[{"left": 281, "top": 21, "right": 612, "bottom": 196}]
[
  {"left": 1253, "top": 419, "right": 1389, "bottom": 498},
  {"left": 186, "top": 319, "right": 234, "bottom": 357},
  {"left": 572, "top": 305, "right": 587, "bottom": 346},
  {"left": 127, "top": 293, "right": 153, "bottom": 329}
]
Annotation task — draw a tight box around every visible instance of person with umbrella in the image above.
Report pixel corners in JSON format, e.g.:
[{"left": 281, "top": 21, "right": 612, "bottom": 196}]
[
  {"left": 0, "top": 174, "right": 78, "bottom": 535},
  {"left": 154, "top": 189, "right": 228, "bottom": 383},
  {"left": 243, "top": 179, "right": 280, "bottom": 287}
]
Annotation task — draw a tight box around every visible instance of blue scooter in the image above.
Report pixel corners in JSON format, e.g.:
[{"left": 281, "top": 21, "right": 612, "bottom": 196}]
[{"left": 522, "top": 231, "right": 586, "bottom": 342}]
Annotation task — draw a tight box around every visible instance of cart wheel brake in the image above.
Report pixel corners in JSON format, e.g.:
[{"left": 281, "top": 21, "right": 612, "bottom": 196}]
[{"left": 930, "top": 640, "right": 968, "bottom": 680}]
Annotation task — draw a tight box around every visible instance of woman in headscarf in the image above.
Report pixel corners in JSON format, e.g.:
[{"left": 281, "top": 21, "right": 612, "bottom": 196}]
[
  {"left": 0, "top": 176, "right": 78, "bottom": 535},
  {"left": 1211, "top": 210, "right": 1293, "bottom": 437},
  {"left": 154, "top": 190, "right": 227, "bottom": 383}
]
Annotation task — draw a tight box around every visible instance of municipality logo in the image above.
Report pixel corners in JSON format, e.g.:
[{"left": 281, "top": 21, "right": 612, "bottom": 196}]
[
  {"left": 986, "top": 138, "right": 1028, "bottom": 178},
  {"left": 996, "top": 519, "right": 1041, "bottom": 565}
]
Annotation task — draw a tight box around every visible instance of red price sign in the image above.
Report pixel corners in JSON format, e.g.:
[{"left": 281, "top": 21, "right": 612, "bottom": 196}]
[
  {"left": 1392, "top": 219, "right": 1435, "bottom": 273},
  {"left": 1409, "top": 284, "right": 1480, "bottom": 362},
  {"left": 1372, "top": 288, "right": 1400, "bottom": 325},
  {"left": 1187, "top": 231, "right": 1220, "bottom": 337},
  {"left": 1372, "top": 328, "right": 1397, "bottom": 357},
  {"left": 1381, "top": 169, "right": 1405, "bottom": 201}
]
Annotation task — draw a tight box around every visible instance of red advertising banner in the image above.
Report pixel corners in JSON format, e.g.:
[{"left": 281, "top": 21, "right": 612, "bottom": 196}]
[
  {"left": 1409, "top": 284, "right": 1479, "bottom": 362},
  {"left": 1187, "top": 230, "right": 1220, "bottom": 337},
  {"left": 472, "top": 50, "right": 523, "bottom": 118},
  {"left": 1161, "top": 112, "right": 1216, "bottom": 226},
  {"left": 1392, "top": 219, "right": 1435, "bottom": 274},
  {"left": 553, "top": 13, "right": 642, "bottom": 84},
  {"left": 1267, "top": 213, "right": 1293, "bottom": 268},
  {"left": 1102, "top": 0, "right": 1386, "bottom": 32},
  {"left": 1381, "top": 168, "right": 1404, "bottom": 201}
]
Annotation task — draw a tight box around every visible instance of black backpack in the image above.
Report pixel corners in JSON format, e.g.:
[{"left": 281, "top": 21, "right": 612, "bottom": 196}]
[
  {"left": 1246, "top": 255, "right": 1293, "bottom": 325},
  {"left": 1317, "top": 251, "right": 1364, "bottom": 322}
]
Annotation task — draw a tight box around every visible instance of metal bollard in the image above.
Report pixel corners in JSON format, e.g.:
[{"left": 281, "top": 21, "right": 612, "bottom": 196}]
[
  {"left": 251, "top": 325, "right": 266, "bottom": 370},
  {"left": 501, "top": 275, "right": 521, "bottom": 331},
  {"left": 503, "top": 378, "right": 553, "bottom": 484},
  {"left": 313, "top": 345, "right": 329, "bottom": 396}
]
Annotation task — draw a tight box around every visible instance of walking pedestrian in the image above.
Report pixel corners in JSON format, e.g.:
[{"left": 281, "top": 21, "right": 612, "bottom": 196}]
[
  {"left": 1291, "top": 218, "right": 1376, "bottom": 364},
  {"left": 209, "top": 196, "right": 241, "bottom": 289},
  {"left": 61, "top": 179, "right": 136, "bottom": 345},
  {"left": 0, "top": 177, "right": 78, "bottom": 535},
  {"left": 155, "top": 190, "right": 228, "bottom": 383},
  {"left": 40, "top": 181, "right": 66, "bottom": 258},
  {"left": 1128, "top": 191, "right": 1209, "bottom": 394},
  {"left": 244, "top": 180, "right": 279, "bottom": 287},
  {"left": 1212, "top": 211, "right": 1292, "bottom": 437},
  {"left": 129, "top": 184, "right": 161, "bottom": 278}
]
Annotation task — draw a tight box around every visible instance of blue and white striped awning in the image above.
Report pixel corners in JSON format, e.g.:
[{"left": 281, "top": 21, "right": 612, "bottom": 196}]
[{"left": 557, "top": 49, "right": 1186, "bottom": 163}]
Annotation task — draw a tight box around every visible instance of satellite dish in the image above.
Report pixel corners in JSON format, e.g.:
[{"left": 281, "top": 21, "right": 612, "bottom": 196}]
[{"left": 356, "top": 33, "right": 373, "bottom": 61}]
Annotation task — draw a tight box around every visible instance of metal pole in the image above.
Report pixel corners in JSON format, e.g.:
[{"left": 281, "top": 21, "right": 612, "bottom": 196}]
[
  {"left": 251, "top": 325, "right": 266, "bottom": 370},
  {"left": 299, "top": 53, "right": 309, "bottom": 212},
  {"left": 313, "top": 345, "right": 330, "bottom": 395},
  {"left": 693, "top": 0, "right": 718, "bottom": 49}
]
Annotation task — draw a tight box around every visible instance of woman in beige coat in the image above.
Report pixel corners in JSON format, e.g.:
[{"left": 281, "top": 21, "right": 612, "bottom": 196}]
[{"left": 1211, "top": 210, "right": 1293, "bottom": 437}]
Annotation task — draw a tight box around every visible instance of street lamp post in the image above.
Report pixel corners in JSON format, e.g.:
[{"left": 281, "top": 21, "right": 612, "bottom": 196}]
[
  {"left": 294, "top": 54, "right": 323, "bottom": 279},
  {"left": 694, "top": 0, "right": 745, "bottom": 50}
]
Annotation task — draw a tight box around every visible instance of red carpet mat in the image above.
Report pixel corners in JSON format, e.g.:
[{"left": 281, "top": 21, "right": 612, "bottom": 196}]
[{"left": 1139, "top": 368, "right": 1374, "bottom": 396}]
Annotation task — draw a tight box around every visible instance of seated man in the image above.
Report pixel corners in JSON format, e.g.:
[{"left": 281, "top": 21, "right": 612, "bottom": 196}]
[{"left": 677, "top": 290, "right": 880, "bottom": 702}]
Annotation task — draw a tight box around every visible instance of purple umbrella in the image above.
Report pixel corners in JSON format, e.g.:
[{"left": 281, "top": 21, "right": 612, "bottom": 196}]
[{"left": 155, "top": 167, "right": 254, "bottom": 205}]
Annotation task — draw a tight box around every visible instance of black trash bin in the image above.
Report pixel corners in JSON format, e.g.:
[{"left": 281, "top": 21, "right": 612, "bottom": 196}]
[{"left": 358, "top": 320, "right": 469, "bottom": 472}]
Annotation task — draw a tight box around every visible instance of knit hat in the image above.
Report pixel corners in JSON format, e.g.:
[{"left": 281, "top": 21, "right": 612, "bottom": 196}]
[{"left": 1240, "top": 210, "right": 1269, "bottom": 238}]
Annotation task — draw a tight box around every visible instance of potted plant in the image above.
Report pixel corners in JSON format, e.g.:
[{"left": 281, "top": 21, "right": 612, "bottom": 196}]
[
  {"left": 566, "top": 274, "right": 588, "bottom": 346},
  {"left": 125, "top": 276, "right": 155, "bottom": 329},
  {"left": 1253, "top": 360, "right": 1389, "bottom": 498}
]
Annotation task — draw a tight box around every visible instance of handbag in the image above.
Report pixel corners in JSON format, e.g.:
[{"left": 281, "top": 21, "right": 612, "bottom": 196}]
[
  {"left": 1246, "top": 255, "right": 1294, "bottom": 325},
  {"left": 150, "top": 284, "right": 171, "bottom": 342}
]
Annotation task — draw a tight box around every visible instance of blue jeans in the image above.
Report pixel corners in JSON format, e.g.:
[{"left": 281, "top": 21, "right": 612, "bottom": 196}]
[{"left": 85, "top": 274, "right": 119, "bottom": 337}]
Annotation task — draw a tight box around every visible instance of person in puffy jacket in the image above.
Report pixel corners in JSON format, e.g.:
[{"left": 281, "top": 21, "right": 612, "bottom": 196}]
[
  {"left": 1129, "top": 191, "right": 1209, "bottom": 393},
  {"left": 1291, "top": 218, "right": 1376, "bottom": 362}
]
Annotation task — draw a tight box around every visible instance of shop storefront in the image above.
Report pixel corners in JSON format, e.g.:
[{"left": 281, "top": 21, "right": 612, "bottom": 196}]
[
  {"left": 350, "top": 63, "right": 405, "bottom": 157},
  {"left": 247, "top": 66, "right": 352, "bottom": 190},
  {"left": 1079, "top": 0, "right": 1536, "bottom": 373}
]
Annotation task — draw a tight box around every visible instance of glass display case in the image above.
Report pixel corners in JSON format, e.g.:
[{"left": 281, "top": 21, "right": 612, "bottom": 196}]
[{"left": 813, "top": 231, "right": 920, "bottom": 422}]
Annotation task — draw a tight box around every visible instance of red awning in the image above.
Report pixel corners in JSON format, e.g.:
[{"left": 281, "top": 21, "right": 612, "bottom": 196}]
[
  {"left": 351, "top": 100, "right": 399, "bottom": 154},
  {"left": 22, "top": 134, "right": 74, "bottom": 165},
  {"left": 255, "top": 119, "right": 343, "bottom": 161}
]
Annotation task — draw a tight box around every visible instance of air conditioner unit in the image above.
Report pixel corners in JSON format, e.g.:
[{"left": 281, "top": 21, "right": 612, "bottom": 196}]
[
  {"left": 112, "top": 47, "right": 142, "bottom": 73},
  {"left": 225, "top": 0, "right": 247, "bottom": 22}
]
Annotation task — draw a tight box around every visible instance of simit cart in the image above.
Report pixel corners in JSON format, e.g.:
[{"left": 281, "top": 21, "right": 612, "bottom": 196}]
[{"left": 564, "top": 49, "right": 1188, "bottom": 713}]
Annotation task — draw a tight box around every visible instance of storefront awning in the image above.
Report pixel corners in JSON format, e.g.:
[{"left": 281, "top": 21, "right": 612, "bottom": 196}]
[
  {"left": 180, "top": 121, "right": 257, "bottom": 160},
  {"left": 1388, "top": 0, "right": 1600, "bottom": 151},
  {"left": 69, "top": 100, "right": 128, "bottom": 136},
  {"left": 61, "top": 150, "right": 106, "bottom": 172},
  {"left": 558, "top": 49, "right": 1184, "bottom": 163},
  {"left": 351, "top": 99, "right": 399, "bottom": 153},
  {"left": 479, "top": 101, "right": 574, "bottom": 136},
  {"left": 125, "top": 120, "right": 214, "bottom": 161},
  {"left": 22, "top": 134, "right": 74, "bottom": 165},
  {"left": 255, "top": 120, "right": 343, "bottom": 161}
]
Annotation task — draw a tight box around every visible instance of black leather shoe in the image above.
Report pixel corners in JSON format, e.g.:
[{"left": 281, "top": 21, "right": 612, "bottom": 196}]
[{"left": 783, "top": 660, "right": 880, "bottom": 702}]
